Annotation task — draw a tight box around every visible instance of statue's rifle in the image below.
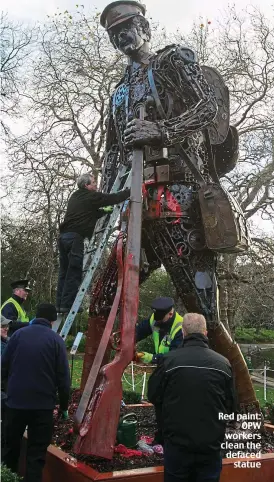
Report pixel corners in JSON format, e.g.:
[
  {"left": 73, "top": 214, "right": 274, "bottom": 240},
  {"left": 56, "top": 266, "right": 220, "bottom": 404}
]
[{"left": 73, "top": 105, "right": 145, "bottom": 459}]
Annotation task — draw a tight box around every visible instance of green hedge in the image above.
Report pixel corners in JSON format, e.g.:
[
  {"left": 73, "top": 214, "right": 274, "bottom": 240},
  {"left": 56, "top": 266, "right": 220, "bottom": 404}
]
[
  {"left": 1, "top": 465, "right": 22, "bottom": 482},
  {"left": 235, "top": 328, "right": 274, "bottom": 343}
]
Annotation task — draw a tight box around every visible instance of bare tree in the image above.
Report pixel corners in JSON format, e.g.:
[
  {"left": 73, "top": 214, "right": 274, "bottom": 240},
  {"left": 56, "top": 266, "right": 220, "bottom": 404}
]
[
  {"left": 7, "top": 8, "right": 125, "bottom": 179},
  {"left": 2, "top": 8, "right": 125, "bottom": 303},
  {"left": 218, "top": 238, "right": 274, "bottom": 333},
  {"left": 1, "top": 213, "right": 58, "bottom": 306},
  {"left": 0, "top": 12, "right": 33, "bottom": 132},
  {"left": 175, "top": 7, "right": 274, "bottom": 224}
]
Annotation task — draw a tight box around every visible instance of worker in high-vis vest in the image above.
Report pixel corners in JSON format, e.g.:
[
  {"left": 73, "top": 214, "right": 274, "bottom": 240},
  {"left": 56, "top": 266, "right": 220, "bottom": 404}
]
[
  {"left": 1, "top": 279, "right": 31, "bottom": 325},
  {"left": 135, "top": 297, "right": 184, "bottom": 365},
  {"left": 134, "top": 296, "right": 183, "bottom": 445}
]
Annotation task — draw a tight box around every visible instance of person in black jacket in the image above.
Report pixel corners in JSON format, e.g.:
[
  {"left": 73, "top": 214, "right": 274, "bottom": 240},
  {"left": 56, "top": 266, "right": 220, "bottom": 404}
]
[
  {"left": 1, "top": 303, "right": 70, "bottom": 482},
  {"left": 147, "top": 312, "right": 237, "bottom": 482},
  {"left": 57, "top": 173, "right": 130, "bottom": 313}
]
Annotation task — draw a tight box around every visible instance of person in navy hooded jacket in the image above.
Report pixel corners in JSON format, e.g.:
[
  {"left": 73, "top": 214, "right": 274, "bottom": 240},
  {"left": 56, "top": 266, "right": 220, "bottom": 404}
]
[{"left": 1, "top": 303, "right": 70, "bottom": 482}]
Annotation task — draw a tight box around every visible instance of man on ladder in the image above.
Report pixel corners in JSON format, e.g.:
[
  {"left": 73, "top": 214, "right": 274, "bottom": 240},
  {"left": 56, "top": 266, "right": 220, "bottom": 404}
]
[{"left": 56, "top": 172, "right": 130, "bottom": 314}]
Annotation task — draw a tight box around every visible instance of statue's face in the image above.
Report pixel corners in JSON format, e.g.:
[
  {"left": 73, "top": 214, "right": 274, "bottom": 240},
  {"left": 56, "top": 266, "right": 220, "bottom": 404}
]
[{"left": 108, "top": 17, "right": 147, "bottom": 55}]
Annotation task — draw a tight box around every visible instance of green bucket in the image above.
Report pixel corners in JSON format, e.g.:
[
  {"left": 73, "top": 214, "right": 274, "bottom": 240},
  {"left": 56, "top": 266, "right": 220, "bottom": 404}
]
[{"left": 116, "top": 412, "right": 138, "bottom": 448}]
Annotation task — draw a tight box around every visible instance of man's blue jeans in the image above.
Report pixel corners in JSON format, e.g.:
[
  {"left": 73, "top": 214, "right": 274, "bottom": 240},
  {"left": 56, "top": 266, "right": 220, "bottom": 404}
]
[
  {"left": 56, "top": 232, "right": 84, "bottom": 309},
  {"left": 164, "top": 442, "right": 222, "bottom": 482}
]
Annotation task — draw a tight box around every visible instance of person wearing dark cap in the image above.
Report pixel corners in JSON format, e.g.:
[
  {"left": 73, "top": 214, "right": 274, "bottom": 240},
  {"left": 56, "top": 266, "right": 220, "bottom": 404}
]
[
  {"left": 135, "top": 297, "right": 184, "bottom": 445},
  {"left": 1, "top": 303, "right": 70, "bottom": 482},
  {"left": 135, "top": 297, "right": 184, "bottom": 365},
  {"left": 1, "top": 279, "right": 31, "bottom": 323}
]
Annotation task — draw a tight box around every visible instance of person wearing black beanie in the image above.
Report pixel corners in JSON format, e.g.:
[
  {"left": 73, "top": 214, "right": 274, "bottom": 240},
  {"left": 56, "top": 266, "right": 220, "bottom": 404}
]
[
  {"left": 35, "top": 303, "right": 57, "bottom": 322},
  {"left": 1, "top": 301, "right": 70, "bottom": 482}
]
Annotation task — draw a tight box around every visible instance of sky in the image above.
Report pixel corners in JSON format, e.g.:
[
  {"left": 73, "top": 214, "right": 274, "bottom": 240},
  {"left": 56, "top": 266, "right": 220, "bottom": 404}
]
[{"left": 2, "top": 0, "right": 273, "bottom": 30}]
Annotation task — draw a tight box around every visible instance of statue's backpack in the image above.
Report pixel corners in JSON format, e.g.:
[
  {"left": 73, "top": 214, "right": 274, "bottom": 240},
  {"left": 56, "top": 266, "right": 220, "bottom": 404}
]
[{"left": 200, "top": 65, "right": 249, "bottom": 253}]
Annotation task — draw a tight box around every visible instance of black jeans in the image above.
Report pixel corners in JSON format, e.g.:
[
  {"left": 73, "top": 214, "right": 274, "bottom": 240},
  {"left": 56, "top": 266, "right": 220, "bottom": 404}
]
[
  {"left": 164, "top": 442, "right": 222, "bottom": 482},
  {"left": 3, "top": 407, "right": 54, "bottom": 482},
  {"left": 56, "top": 232, "right": 84, "bottom": 309}
]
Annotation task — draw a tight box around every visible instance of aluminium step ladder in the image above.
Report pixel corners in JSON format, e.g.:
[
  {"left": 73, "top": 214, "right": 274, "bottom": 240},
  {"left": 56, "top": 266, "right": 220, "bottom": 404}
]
[{"left": 52, "top": 166, "right": 131, "bottom": 337}]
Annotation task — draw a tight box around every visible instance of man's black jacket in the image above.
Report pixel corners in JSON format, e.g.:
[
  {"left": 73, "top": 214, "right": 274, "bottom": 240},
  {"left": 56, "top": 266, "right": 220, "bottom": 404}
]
[
  {"left": 1, "top": 318, "right": 70, "bottom": 411},
  {"left": 60, "top": 187, "right": 130, "bottom": 239},
  {"left": 147, "top": 333, "right": 237, "bottom": 453}
]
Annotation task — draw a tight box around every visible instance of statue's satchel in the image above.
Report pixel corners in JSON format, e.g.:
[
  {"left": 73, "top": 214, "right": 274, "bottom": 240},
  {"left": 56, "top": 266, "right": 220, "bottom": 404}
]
[
  {"left": 198, "top": 67, "right": 249, "bottom": 253},
  {"left": 198, "top": 183, "right": 249, "bottom": 253},
  {"left": 175, "top": 143, "right": 249, "bottom": 254}
]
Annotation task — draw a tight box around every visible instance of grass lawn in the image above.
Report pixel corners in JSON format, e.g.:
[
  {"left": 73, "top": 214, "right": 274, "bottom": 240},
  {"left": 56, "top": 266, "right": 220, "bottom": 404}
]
[
  {"left": 253, "top": 383, "right": 274, "bottom": 405},
  {"left": 69, "top": 357, "right": 274, "bottom": 405},
  {"left": 69, "top": 357, "right": 148, "bottom": 394},
  {"left": 69, "top": 358, "right": 84, "bottom": 389}
]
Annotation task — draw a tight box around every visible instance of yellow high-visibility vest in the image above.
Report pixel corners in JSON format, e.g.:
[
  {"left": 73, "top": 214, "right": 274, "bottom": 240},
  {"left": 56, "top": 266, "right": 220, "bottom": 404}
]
[
  {"left": 150, "top": 312, "right": 183, "bottom": 354},
  {"left": 1, "top": 298, "right": 29, "bottom": 322}
]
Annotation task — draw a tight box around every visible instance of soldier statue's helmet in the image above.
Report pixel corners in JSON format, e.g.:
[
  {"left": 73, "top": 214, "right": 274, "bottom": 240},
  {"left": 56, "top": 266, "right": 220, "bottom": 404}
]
[{"left": 100, "top": 1, "right": 146, "bottom": 30}]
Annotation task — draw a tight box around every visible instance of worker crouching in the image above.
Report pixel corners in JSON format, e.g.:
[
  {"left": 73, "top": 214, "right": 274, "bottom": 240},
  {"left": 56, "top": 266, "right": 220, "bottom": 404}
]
[
  {"left": 135, "top": 296, "right": 184, "bottom": 365},
  {"left": 135, "top": 297, "right": 184, "bottom": 444}
]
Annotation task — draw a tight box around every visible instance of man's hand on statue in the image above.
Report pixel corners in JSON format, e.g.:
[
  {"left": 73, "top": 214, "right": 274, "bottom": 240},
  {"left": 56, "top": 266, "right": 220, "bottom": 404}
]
[{"left": 124, "top": 119, "right": 162, "bottom": 147}]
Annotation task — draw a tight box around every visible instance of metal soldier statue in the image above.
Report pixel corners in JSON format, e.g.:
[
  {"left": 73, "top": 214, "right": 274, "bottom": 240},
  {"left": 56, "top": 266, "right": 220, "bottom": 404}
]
[
  {"left": 100, "top": 0, "right": 248, "bottom": 305},
  {"left": 74, "top": 1, "right": 259, "bottom": 459}
]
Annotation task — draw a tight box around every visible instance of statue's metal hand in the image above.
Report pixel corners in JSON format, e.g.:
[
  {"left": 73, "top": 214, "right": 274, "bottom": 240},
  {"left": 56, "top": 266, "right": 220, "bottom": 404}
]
[{"left": 124, "top": 119, "right": 162, "bottom": 147}]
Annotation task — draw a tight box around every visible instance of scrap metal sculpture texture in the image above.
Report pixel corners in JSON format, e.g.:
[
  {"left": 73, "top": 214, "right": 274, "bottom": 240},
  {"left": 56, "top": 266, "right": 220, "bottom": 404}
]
[{"left": 74, "top": 1, "right": 259, "bottom": 459}]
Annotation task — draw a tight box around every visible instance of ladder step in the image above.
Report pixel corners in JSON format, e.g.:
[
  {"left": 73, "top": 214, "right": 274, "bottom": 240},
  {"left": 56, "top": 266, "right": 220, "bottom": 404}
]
[{"left": 84, "top": 248, "right": 96, "bottom": 255}]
